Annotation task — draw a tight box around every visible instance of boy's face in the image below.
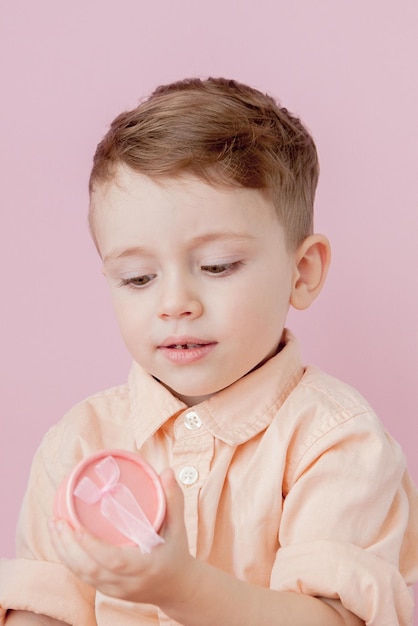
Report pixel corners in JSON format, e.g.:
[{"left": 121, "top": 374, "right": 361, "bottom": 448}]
[{"left": 93, "top": 166, "right": 299, "bottom": 405}]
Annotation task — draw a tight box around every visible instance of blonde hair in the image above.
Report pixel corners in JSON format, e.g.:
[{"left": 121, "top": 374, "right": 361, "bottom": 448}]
[{"left": 89, "top": 77, "right": 319, "bottom": 247}]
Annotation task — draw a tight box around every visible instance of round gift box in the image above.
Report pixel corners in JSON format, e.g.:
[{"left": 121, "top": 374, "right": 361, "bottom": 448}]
[{"left": 54, "top": 449, "right": 166, "bottom": 546}]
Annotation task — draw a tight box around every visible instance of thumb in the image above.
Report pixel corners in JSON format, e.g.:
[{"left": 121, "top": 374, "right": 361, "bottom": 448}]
[{"left": 159, "top": 468, "right": 186, "bottom": 536}]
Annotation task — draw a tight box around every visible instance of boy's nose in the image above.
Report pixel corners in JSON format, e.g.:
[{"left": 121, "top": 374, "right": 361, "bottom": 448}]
[{"left": 157, "top": 281, "right": 203, "bottom": 320}]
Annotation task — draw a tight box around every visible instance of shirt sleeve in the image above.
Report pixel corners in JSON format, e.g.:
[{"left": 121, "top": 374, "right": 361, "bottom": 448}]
[
  {"left": 0, "top": 424, "right": 97, "bottom": 625},
  {"left": 270, "top": 402, "right": 418, "bottom": 626},
  {"left": 0, "top": 559, "right": 95, "bottom": 625}
]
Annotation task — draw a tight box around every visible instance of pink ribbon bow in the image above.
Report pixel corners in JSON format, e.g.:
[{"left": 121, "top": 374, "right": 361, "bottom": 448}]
[{"left": 74, "top": 455, "right": 164, "bottom": 553}]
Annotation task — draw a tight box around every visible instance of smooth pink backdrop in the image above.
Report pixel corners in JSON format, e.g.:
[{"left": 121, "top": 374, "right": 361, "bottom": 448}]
[{"left": 1, "top": 1, "right": 417, "bottom": 609}]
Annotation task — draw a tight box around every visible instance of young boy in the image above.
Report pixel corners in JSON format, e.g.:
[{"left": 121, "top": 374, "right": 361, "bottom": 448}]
[{"left": 1, "top": 78, "right": 417, "bottom": 626}]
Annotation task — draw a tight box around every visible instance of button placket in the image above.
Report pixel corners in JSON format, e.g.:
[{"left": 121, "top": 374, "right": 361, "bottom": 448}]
[{"left": 173, "top": 412, "right": 214, "bottom": 555}]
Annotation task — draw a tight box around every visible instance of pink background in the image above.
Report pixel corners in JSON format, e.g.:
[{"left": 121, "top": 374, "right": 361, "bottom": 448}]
[{"left": 1, "top": 0, "right": 417, "bottom": 607}]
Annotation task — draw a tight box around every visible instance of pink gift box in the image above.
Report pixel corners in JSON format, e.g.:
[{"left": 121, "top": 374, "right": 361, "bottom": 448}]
[{"left": 54, "top": 449, "right": 166, "bottom": 551}]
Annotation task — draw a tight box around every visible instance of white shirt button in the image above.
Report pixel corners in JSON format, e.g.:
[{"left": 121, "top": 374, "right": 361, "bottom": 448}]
[
  {"left": 184, "top": 411, "right": 202, "bottom": 430},
  {"left": 179, "top": 466, "right": 199, "bottom": 486}
]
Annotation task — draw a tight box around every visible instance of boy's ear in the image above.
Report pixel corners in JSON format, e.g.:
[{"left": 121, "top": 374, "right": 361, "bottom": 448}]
[{"left": 290, "top": 234, "right": 331, "bottom": 310}]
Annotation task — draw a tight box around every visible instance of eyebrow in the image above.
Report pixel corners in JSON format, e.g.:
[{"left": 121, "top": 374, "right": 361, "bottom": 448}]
[{"left": 103, "top": 232, "right": 256, "bottom": 264}]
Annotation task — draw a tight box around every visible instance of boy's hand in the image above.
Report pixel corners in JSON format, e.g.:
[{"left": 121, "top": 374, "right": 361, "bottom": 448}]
[
  {"left": 49, "top": 468, "right": 197, "bottom": 607},
  {"left": 49, "top": 468, "right": 356, "bottom": 626}
]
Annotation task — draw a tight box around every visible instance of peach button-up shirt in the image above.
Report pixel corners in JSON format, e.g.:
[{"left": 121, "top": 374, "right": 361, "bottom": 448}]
[{"left": 1, "top": 331, "right": 417, "bottom": 625}]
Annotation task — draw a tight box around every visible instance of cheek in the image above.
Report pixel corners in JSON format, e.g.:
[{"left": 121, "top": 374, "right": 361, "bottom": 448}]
[
  {"left": 238, "top": 275, "right": 290, "bottom": 316},
  {"left": 110, "top": 297, "right": 143, "bottom": 337},
  {"left": 114, "top": 313, "right": 148, "bottom": 360},
  {"left": 240, "top": 286, "right": 291, "bottom": 338}
]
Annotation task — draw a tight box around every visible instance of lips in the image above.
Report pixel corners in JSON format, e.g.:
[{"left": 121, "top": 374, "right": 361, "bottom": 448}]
[
  {"left": 158, "top": 337, "right": 217, "bottom": 364},
  {"left": 169, "top": 343, "right": 204, "bottom": 349},
  {"left": 159, "top": 337, "right": 213, "bottom": 349}
]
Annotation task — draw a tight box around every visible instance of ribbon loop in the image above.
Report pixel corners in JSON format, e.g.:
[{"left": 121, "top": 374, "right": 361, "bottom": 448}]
[{"left": 95, "top": 455, "right": 120, "bottom": 492}]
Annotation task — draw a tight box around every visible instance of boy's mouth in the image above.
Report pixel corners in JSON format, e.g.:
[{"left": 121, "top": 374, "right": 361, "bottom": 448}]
[
  {"left": 158, "top": 338, "right": 217, "bottom": 364},
  {"left": 160, "top": 336, "right": 214, "bottom": 349}
]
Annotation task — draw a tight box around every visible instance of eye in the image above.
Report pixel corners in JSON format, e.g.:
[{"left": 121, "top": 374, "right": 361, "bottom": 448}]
[
  {"left": 117, "top": 274, "right": 156, "bottom": 288},
  {"left": 200, "top": 261, "right": 242, "bottom": 275}
]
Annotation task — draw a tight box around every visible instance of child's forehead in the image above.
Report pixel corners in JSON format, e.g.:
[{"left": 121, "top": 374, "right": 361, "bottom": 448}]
[
  {"left": 94, "top": 164, "right": 216, "bottom": 194},
  {"left": 90, "top": 165, "right": 273, "bottom": 211},
  {"left": 90, "top": 165, "right": 284, "bottom": 255}
]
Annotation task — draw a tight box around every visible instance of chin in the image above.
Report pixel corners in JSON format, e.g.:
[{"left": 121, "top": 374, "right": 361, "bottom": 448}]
[{"left": 163, "top": 381, "right": 219, "bottom": 405}]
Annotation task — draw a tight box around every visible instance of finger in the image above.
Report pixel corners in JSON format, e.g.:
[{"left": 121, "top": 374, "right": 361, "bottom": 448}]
[
  {"left": 50, "top": 520, "right": 136, "bottom": 592},
  {"left": 75, "top": 526, "right": 147, "bottom": 574},
  {"left": 56, "top": 519, "right": 144, "bottom": 573},
  {"left": 159, "top": 468, "right": 186, "bottom": 536},
  {"left": 49, "top": 520, "right": 104, "bottom": 580}
]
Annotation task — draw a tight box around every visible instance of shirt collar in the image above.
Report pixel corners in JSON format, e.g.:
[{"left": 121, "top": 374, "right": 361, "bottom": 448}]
[{"left": 129, "top": 329, "right": 304, "bottom": 448}]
